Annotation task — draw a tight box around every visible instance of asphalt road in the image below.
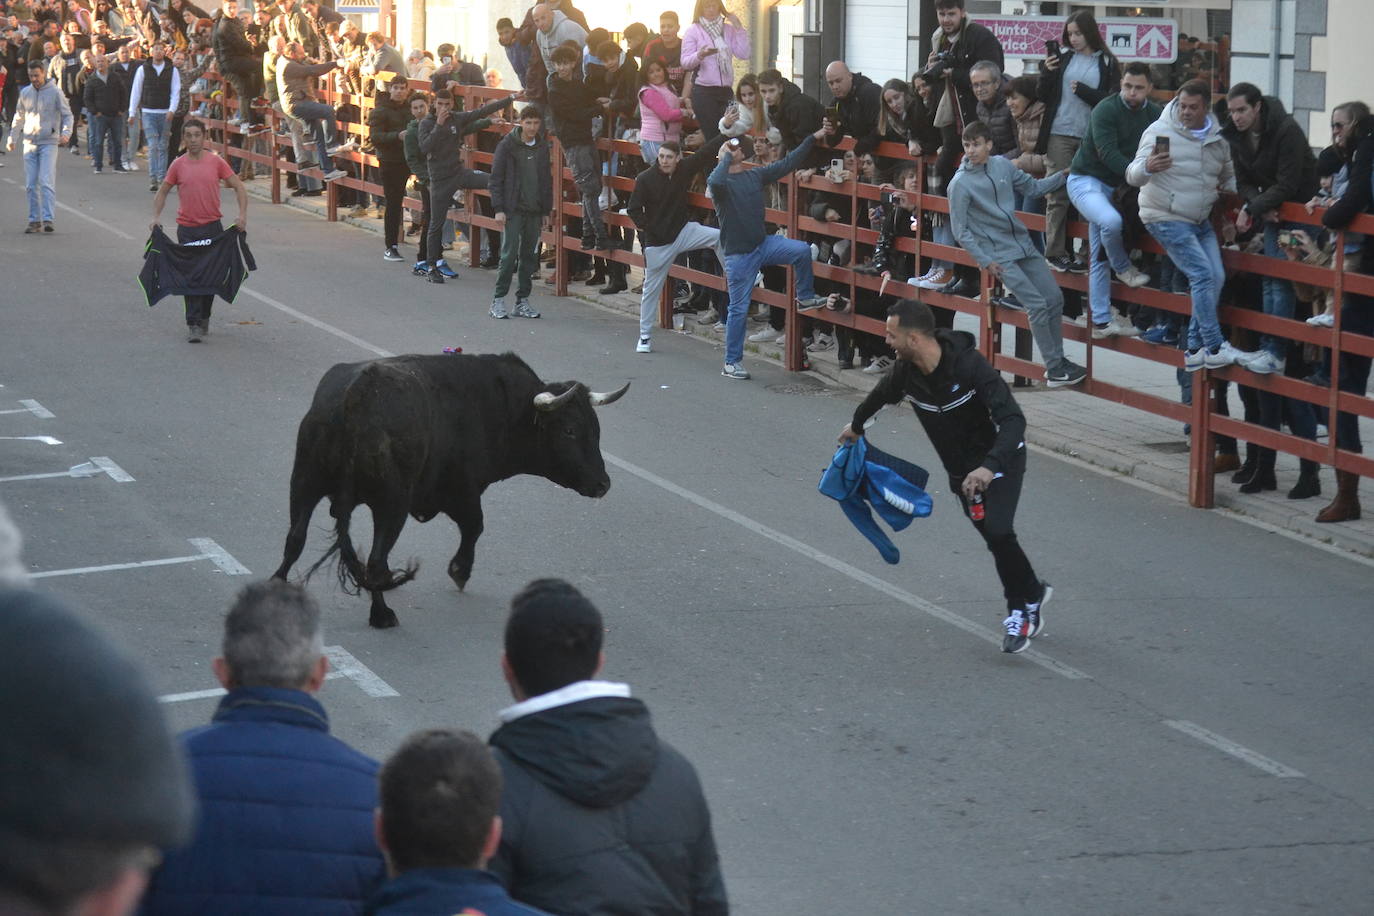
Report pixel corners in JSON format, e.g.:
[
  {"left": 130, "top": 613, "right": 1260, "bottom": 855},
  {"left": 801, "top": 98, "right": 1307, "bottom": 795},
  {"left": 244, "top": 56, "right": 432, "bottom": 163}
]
[{"left": 3, "top": 156, "right": 1372, "bottom": 915}]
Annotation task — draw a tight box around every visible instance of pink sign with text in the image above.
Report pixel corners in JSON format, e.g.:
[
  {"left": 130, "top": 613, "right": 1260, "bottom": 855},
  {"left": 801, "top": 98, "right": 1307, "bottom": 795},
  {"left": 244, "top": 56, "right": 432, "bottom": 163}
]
[{"left": 972, "top": 17, "right": 1178, "bottom": 63}]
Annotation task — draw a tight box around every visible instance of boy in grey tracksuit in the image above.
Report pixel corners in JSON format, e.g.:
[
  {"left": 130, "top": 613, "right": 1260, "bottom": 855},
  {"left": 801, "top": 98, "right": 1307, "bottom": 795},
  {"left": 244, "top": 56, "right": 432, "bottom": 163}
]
[{"left": 948, "top": 121, "right": 1086, "bottom": 388}]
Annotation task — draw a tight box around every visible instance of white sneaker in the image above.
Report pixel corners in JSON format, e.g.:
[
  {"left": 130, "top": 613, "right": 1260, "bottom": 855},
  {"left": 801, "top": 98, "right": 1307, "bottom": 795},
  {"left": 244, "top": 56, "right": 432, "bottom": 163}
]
[
  {"left": 635, "top": 337, "right": 651, "bottom": 353},
  {"left": 1306, "top": 312, "right": 1335, "bottom": 327},
  {"left": 1203, "top": 341, "right": 1253, "bottom": 369},
  {"left": 807, "top": 333, "right": 835, "bottom": 353},
  {"left": 1114, "top": 266, "right": 1151, "bottom": 288},
  {"left": 862, "top": 356, "right": 892, "bottom": 374},
  {"left": 711, "top": 321, "right": 725, "bottom": 332},
  {"left": 774, "top": 333, "right": 787, "bottom": 345},
  {"left": 748, "top": 327, "right": 778, "bottom": 343},
  {"left": 917, "top": 268, "right": 952, "bottom": 290},
  {"left": 321, "top": 169, "right": 346, "bottom": 181},
  {"left": 1239, "top": 349, "right": 1285, "bottom": 374},
  {"left": 1091, "top": 315, "right": 1140, "bottom": 339},
  {"left": 326, "top": 140, "right": 357, "bottom": 155}
]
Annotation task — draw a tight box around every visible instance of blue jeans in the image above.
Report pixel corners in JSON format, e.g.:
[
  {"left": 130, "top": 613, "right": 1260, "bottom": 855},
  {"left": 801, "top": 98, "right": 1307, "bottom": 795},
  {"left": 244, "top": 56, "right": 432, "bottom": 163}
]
[
  {"left": 1146, "top": 219, "right": 1226, "bottom": 351},
  {"left": 89, "top": 114, "right": 124, "bottom": 171},
  {"left": 23, "top": 143, "right": 58, "bottom": 222},
  {"left": 639, "top": 139, "right": 661, "bottom": 165},
  {"left": 722, "top": 235, "right": 816, "bottom": 365},
  {"left": 288, "top": 101, "right": 337, "bottom": 173},
  {"left": 1259, "top": 220, "right": 1299, "bottom": 358},
  {"left": 1068, "top": 173, "right": 1130, "bottom": 324},
  {"left": 142, "top": 111, "right": 170, "bottom": 182}
]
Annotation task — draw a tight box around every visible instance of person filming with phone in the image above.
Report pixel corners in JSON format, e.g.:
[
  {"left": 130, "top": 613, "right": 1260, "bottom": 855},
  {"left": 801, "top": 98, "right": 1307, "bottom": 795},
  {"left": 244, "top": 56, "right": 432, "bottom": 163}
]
[{"left": 1126, "top": 79, "right": 1254, "bottom": 372}]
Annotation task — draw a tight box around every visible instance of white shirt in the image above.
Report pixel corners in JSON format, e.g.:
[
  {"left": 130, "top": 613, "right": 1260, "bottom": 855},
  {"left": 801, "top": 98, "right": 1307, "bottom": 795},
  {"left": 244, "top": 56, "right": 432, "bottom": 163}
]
[{"left": 127, "top": 60, "right": 181, "bottom": 116}]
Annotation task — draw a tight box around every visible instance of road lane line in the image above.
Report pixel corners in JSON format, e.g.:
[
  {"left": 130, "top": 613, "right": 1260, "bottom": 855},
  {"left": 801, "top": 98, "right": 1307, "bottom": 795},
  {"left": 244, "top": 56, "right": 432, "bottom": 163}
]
[
  {"left": 0, "top": 400, "right": 55, "bottom": 418},
  {"left": 604, "top": 453, "right": 1091, "bottom": 680},
  {"left": 237, "top": 287, "right": 396, "bottom": 358},
  {"left": 0, "top": 436, "right": 62, "bottom": 444},
  {"left": 90, "top": 457, "right": 135, "bottom": 482},
  {"left": 1164, "top": 719, "right": 1306, "bottom": 778},
  {"left": 30, "top": 554, "right": 209, "bottom": 578},
  {"left": 0, "top": 458, "right": 135, "bottom": 484},
  {"left": 56, "top": 198, "right": 138, "bottom": 239},
  {"left": 159, "top": 647, "right": 397, "bottom": 703},
  {"left": 187, "top": 538, "right": 252, "bottom": 575},
  {"left": 324, "top": 646, "right": 401, "bottom": 697}
]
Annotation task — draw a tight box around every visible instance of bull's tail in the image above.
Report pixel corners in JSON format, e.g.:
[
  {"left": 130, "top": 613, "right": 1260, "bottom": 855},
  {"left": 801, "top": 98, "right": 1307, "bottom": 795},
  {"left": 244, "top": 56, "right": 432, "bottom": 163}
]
[{"left": 304, "top": 507, "right": 418, "bottom": 595}]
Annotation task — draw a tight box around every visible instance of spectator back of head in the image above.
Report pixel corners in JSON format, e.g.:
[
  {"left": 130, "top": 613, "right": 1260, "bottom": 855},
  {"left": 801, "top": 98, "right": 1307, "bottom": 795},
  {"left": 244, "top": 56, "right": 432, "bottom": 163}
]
[
  {"left": 377, "top": 729, "right": 502, "bottom": 871},
  {"left": 503, "top": 578, "right": 603, "bottom": 697},
  {"left": 0, "top": 587, "right": 194, "bottom": 913},
  {"left": 219, "top": 580, "right": 324, "bottom": 689}
]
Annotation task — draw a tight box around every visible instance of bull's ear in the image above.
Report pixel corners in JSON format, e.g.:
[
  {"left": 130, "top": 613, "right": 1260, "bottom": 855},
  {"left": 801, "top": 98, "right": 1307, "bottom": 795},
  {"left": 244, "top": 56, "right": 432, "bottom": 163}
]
[
  {"left": 533, "top": 383, "right": 582, "bottom": 412},
  {"left": 588, "top": 382, "right": 630, "bottom": 407}
]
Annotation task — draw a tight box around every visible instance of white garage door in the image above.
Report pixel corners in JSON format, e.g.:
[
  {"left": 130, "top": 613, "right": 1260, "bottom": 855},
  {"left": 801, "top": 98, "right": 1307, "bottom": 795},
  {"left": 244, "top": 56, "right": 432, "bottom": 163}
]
[{"left": 843, "top": 0, "right": 908, "bottom": 84}]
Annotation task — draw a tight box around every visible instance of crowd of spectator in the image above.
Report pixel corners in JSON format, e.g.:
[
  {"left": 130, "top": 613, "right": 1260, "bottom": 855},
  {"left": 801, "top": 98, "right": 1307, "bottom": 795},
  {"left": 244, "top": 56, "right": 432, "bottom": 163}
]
[
  {"left": 2, "top": 0, "right": 1367, "bottom": 521},
  {"left": 0, "top": 494, "right": 727, "bottom": 916}
]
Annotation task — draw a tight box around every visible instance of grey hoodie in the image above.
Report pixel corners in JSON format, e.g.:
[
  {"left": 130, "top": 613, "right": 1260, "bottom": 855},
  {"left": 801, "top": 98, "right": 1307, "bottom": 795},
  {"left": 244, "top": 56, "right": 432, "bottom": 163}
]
[
  {"left": 535, "top": 9, "right": 588, "bottom": 69},
  {"left": 10, "top": 80, "right": 73, "bottom": 150},
  {"left": 947, "top": 153, "right": 1065, "bottom": 268},
  {"left": 1125, "top": 96, "right": 1236, "bottom": 225}
]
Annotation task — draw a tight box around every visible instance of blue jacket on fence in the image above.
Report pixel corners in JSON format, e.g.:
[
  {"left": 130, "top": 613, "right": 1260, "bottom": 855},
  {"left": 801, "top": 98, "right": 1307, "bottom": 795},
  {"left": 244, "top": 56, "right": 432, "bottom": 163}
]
[
  {"left": 139, "top": 686, "right": 386, "bottom": 916},
  {"left": 819, "top": 438, "right": 933, "bottom": 564}
]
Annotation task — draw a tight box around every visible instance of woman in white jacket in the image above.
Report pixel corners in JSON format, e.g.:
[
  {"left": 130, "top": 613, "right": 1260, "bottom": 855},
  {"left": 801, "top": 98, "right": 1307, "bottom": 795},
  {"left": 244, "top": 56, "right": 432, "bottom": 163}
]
[{"left": 1126, "top": 81, "right": 1250, "bottom": 371}]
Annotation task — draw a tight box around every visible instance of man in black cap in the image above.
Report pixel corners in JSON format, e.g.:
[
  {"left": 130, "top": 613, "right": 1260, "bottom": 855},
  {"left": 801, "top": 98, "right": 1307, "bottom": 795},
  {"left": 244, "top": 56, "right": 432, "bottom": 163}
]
[
  {"left": 139, "top": 580, "right": 385, "bottom": 915},
  {"left": 0, "top": 583, "right": 195, "bottom": 916}
]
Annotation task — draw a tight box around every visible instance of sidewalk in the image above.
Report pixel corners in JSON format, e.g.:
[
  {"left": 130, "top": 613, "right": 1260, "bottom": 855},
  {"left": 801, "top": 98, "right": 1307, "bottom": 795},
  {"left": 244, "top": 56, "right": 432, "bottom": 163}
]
[{"left": 246, "top": 180, "right": 1374, "bottom": 560}]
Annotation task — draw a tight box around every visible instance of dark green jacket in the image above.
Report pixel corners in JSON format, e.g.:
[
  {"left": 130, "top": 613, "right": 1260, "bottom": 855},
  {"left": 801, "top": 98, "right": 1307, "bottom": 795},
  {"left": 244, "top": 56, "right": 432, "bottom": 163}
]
[
  {"left": 1070, "top": 93, "right": 1162, "bottom": 187},
  {"left": 403, "top": 119, "right": 428, "bottom": 185}
]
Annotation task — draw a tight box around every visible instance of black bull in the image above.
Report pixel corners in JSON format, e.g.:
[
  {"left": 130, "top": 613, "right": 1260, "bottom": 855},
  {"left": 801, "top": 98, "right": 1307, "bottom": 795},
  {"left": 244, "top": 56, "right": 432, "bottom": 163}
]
[{"left": 271, "top": 353, "right": 629, "bottom": 628}]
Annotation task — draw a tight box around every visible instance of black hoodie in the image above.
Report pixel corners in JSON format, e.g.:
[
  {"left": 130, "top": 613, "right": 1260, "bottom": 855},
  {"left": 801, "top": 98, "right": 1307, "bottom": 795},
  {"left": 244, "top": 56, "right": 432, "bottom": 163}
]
[
  {"left": 834, "top": 71, "right": 882, "bottom": 143},
  {"left": 488, "top": 690, "right": 728, "bottom": 916},
  {"left": 851, "top": 329, "right": 1027, "bottom": 478},
  {"left": 1220, "top": 95, "right": 1318, "bottom": 216}
]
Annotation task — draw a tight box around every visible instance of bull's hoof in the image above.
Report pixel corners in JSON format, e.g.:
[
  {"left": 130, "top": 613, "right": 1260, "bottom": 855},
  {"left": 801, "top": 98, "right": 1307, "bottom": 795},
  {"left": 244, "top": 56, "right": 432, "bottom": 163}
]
[
  {"left": 448, "top": 566, "right": 470, "bottom": 592},
  {"left": 369, "top": 608, "right": 400, "bottom": 629}
]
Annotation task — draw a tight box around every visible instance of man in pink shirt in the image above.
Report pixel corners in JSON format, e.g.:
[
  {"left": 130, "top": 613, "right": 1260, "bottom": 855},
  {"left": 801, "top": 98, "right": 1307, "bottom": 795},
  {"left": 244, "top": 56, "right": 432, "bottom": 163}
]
[
  {"left": 679, "top": 0, "right": 749, "bottom": 139},
  {"left": 150, "top": 118, "right": 249, "bottom": 342}
]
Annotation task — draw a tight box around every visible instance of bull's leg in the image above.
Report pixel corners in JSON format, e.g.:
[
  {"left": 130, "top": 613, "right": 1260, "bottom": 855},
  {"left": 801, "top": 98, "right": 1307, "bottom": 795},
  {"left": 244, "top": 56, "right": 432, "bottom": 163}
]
[
  {"left": 446, "top": 499, "right": 484, "bottom": 591},
  {"left": 365, "top": 503, "right": 409, "bottom": 629},
  {"left": 271, "top": 473, "right": 327, "bottom": 581}
]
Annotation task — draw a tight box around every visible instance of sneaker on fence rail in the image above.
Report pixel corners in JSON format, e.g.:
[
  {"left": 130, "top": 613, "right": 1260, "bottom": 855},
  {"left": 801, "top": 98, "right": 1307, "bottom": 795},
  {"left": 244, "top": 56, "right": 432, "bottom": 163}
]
[
  {"left": 721, "top": 362, "right": 751, "bottom": 380},
  {"left": 512, "top": 299, "right": 540, "bottom": 319},
  {"left": 1306, "top": 312, "right": 1336, "bottom": 327},
  {"left": 1047, "top": 255, "right": 1085, "bottom": 273},
  {"left": 320, "top": 168, "right": 346, "bottom": 181},
  {"left": 1238, "top": 350, "right": 1285, "bottom": 374},
  {"left": 1044, "top": 360, "right": 1087, "bottom": 388},
  {"left": 748, "top": 326, "right": 779, "bottom": 343},
  {"left": 1140, "top": 323, "right": 1172, "bottom": 344},
  {"left": 938, "top": 276, "right": 978, "bottom": 297},
  {"left": 1114, "top": 265, "right": 1151, "bottom": 288},
  {"left": 1204, "top": 341, "right": 1256, "bottom": 370},
  {"left": 1002, "top": 608, "right": 1031, "bottom": 654},
  {"left": 917, "top": 268, "right": 952, "bottom": 290},
  {"left": 795, "top": 295, "right": 828, "bottom": 312},
  {"left": 1183, "top": 347, "right": 1207, "bottom": 372},
  {"left": 383, "top": 246, "right": 403, "bottom": 262},
  {"left": 1091, "top": 315, "right": 1140, "bottom": 339},
  {"left": 326, "top": 139, "right": 358, "bottom": 155}
]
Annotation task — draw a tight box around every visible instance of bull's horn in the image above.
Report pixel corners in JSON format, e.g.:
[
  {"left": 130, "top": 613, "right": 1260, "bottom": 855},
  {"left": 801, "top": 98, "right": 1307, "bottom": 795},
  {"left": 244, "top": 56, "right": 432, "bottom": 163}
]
[
  {"left": 588, "top": 382, "right": 631, "bottom": 407},
  {"left": 533, "top": 384, "right": 582, "bottom": 412}
]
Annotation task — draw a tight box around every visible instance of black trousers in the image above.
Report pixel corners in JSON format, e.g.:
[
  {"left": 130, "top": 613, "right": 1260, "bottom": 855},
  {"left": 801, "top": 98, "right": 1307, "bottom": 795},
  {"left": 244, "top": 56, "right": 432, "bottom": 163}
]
[
  {"left": 950, "top": 468, "right": 1043, "bottom": 611},
  {"left": 414, "top": 180, "right": 433, "bottom": 264},
  {"left": 178, "top": 219, "right": 223, "bottom": 325},
  {"left": 379, "top": 159, "right": 410, "bottom": 249}
]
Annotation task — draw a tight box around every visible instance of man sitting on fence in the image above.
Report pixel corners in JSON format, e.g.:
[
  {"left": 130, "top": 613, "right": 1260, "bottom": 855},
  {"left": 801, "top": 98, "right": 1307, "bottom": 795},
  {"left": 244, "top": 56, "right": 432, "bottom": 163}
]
[
  {"left": 947, "top": 120, "right": 1086, "bottom": 388},
  {"left": 278, "top": 39, "right": 350, "bottom": 184}
]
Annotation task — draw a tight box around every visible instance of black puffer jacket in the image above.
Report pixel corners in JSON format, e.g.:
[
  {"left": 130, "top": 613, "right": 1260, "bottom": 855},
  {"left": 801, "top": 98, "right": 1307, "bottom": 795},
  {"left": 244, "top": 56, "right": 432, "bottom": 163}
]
[
  {"left": 1221, "top": 95, "right": 1318, "bottom": 216},
  {"left": 367, "top": 94, "right": 411, "bottom": 163},
  {"left": 1322, "top": 115, "right": 1374, "bottom": 266},
  {"left": 834, "top": 71, "right": 882, "bottom": 141},
  {"left": 851, "top": 329, "right": 1027, "bottom": 478},
  {"left": 489, "top": 128, "right": 553, "bottom": 215},
  {"left": 767, "top": 77, "right": 826, "bottom": 168},
  {"left": 211, "top": 11, "right": 254, "bottom": 61},
  {"left": 1035, "top": 49, "right": 1120, "bottom": 153},
  {"left": 82, "top": 67, "right": 127, "bottom": 117},
  {"left": 488, "top": 689, "right": 728, "bottom": 916}
]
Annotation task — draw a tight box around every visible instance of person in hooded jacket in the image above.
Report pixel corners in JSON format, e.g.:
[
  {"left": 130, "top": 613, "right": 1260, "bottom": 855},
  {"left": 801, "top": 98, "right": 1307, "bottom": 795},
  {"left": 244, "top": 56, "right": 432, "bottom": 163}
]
[
  {"left": 369, "top": 73, "right": 415, "bottom": 263},
  {"left": 757, "top": 68, "right": 824, "bottom": 166},
  {"left": 488, "top": 578, "right": 728, "bottom": 916},
  {"left": 824, "top": 60, "right": 881, "bottom": 144},
  {"left": 840, "top": 298, "right": 1053, "bottom": 655}
]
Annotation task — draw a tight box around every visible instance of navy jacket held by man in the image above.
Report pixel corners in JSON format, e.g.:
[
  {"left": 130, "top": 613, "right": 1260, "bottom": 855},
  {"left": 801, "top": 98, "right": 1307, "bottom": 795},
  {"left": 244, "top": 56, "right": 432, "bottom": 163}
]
[
  {"left": 139, "top": 686, "right": 386, "bottom": 916},
  {"left": 138, "top": 225, "right": 257, "bottom": 307}
]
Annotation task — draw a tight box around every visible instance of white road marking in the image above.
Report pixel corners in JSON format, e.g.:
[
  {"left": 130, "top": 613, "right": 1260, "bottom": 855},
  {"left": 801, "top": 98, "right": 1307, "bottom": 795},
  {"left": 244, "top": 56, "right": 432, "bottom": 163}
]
[
  {"left": 0, "top": 458, "right": 134, "bottom": 484},
  {"left": 186, "top": 537, "right": 252, "bottom": 575},
  {"left": 238, "top": 287, "right": 395, "bottom": 358},
  {"left": 0, "top": 400, "right": 55, "bottom": 418},
  {"left": 30, "top": 537, "right": 249, "bottom": 579},
  {"left": 0, "top": 435, "right": 62, "bottom": 444},
  {"left": 57, "top": 198, "right": 137, "bottom": 239},
  {"left": 159, "top": 646, "right": 398, "bottom": 703},
  {"left": 324, "top": 645, "right": 401, "bottom": 697},
  {"left": 1164, "top": 720, "right": 1306, "bottom": 778}
]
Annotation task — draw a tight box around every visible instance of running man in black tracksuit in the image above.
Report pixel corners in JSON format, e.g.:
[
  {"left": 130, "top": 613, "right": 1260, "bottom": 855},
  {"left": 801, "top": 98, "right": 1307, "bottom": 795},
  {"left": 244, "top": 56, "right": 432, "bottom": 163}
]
[{"left": 839, "top": 299, "right": 1052, "bottom": 654}]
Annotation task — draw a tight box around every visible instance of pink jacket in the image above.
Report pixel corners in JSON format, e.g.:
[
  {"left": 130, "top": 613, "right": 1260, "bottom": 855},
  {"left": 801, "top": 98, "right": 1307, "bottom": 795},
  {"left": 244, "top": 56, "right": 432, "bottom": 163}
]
[
  {"left": 680, "top": 19, "right": 750, "bottom": 88},
  {"left": 638, "top": 83, "right": 682, "bottom": 142}
]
